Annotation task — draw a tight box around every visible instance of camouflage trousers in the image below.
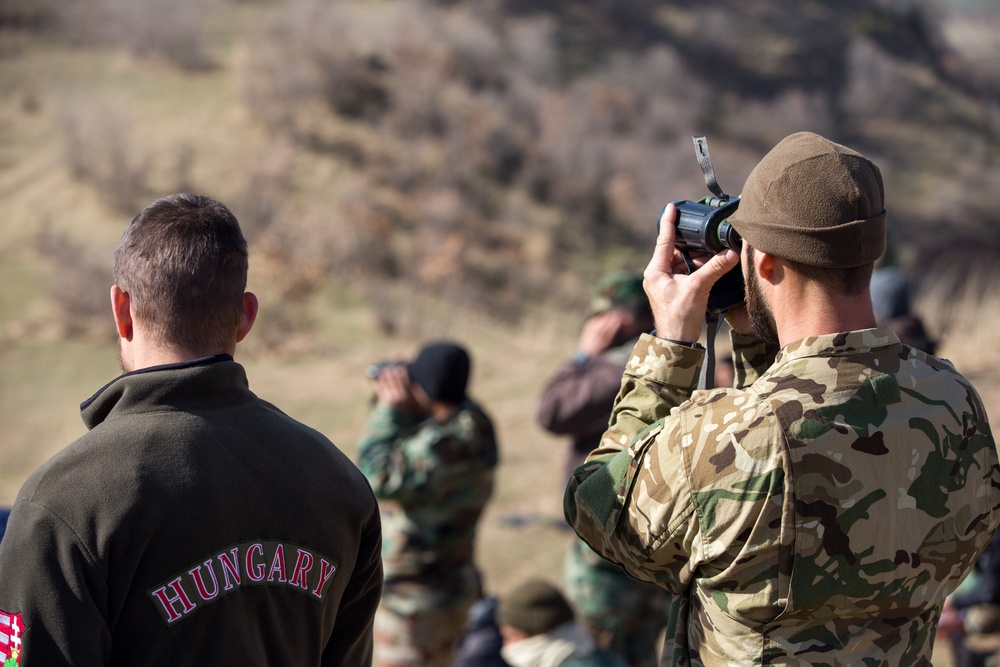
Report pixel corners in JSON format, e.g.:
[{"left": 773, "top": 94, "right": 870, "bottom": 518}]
[
  {"left": 564, "top": 538, "right": 669, "bottom": 667},
  {"left": 373, "top": 603, "right": 471, "bottom": 667}
]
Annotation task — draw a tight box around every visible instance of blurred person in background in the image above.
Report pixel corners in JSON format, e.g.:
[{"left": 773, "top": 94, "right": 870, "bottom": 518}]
[
  {"left": 452, "top": 586, "right": 510, "bottom": 667},
  {"left": 357, "top": 341, "right": 499, "bottom": 667},
  {"left": 535, "top": 272, "right": 668, "bottom": 667},
  {"left": 939, "top": 529, "right": 1000, "bottom": 667},
  {"left": 565, "top": 132, "right": 1000, "bottom": 664},
  {"left": 0, "top": 193, "right": 383, "bottom": 666},
  {"left": 497, "top": 578, "right": 628, "bottom": 667},
  {"left": 870, "top": 239, "right": 937, "bottom": 355}
]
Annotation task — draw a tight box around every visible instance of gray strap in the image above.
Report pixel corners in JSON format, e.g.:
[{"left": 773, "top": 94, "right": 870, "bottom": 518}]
[{"left": 693, "top": 136, "right": 727, "bottom": 201}]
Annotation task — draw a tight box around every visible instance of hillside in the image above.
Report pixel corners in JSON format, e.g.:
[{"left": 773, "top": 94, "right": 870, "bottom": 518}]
[{"left": 2, "top": 0, "right": 1000, "bottom": 627}]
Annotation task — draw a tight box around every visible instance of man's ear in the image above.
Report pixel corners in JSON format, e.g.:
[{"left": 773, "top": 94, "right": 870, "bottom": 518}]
[
  {"left": 111, "top": 285, "right": 133, "bottom": 340},
  {"left": 754, "top": 249, "right": 776, "bottom": 283},
  {"left": 236, "top": 292, "right": 259, "bottom": 343}
]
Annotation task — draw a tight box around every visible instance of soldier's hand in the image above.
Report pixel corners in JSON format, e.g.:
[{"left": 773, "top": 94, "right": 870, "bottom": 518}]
[
  {"left": 644, "top": 203, "right": 740, "bottom": 343},
  {"left": 577, "top": 310, "right": 627, "bottom": 357},
  {"left": 373, "top": 364, "right": 412, "bottom": 409}
]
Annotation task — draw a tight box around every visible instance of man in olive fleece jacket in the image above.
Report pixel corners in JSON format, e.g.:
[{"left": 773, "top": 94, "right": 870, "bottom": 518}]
[{"left": 0, "top": 194, "right": 383, "bottom": 666}]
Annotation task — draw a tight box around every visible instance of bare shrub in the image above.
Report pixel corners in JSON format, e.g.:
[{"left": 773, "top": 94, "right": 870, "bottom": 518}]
[
  {"left": 55, "top": 0, "right": 112, "bottom": 46},
  {"left": 841, "top": 37, "right": 918, "bottom": 120},
  {"left": 60, "top": 99, "right": 151, "bottom": 215},
  {"left": 0, "top": 0, "right": 60, "bottom": 28},
  {"left": 285, "top": 0, "right": 390, "bottom": 121},
  {"left": 33, "top": 221, "right": 112, "bottom": 340},
  {"left": 724, "top": 88, "right": 836, "bottom": 148},
  {"left": 235, "top": 37, "right": 316, "bottom": 139},
  {"left": 103, "top": 0, "right": 213, "bottom": 71},
  {"left": 230, "top": 142, "right": 298, "bottom": 242},
  {"left": 508, "top": 16, "right": 559, "bottom": 85},
  {"left": 238, "top": 0, "right": 392, "bottom": 138},
  {"left": 516, "top": 87, "right": 616, "bottom": 234},
  {"left": 603, "top": 46, "right": 708, "bottom": 142},
  {"left": 439, "top": 5, "right": 508, "bottom": 92},
  {"left": 333, "top": 181, "right": 407, "bottom": 281}
]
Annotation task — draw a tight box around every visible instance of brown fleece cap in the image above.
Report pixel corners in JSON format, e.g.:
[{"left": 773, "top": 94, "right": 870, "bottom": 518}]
[{"left": 728, "top": 132, "right": 886, "bottom": 268}]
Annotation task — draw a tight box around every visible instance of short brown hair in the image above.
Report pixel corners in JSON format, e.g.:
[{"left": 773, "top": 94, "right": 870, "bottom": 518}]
[
  {"left": 748, "top": 243, "right": 873, "bottom": 297},
  {"left": 113, "top": 194, "right": 248, "bottom": 354}
]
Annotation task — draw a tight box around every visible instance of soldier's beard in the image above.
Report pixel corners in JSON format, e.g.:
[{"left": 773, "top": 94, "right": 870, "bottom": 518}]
[{"left": 745, "top": 246, "right": 779, "bottom": 347}]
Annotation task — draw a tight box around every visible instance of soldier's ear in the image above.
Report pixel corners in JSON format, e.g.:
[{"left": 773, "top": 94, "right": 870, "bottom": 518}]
[
  {"left": 754, "top": 250, "right": 776, "bottom": 283},
  {"left": 236, "top": 292, "right": 259, "bottom": 343},
  {"left": 111, "top": 285, "right": 133, "bottom": 340}
]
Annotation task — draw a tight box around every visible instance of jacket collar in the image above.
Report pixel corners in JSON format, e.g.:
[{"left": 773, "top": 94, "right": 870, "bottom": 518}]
[
  {"left": 772, "top": 326, "right": 900, "bottom": 368},
  {"left": 79, "top": 355, "right": 250, "bottom": 429}
]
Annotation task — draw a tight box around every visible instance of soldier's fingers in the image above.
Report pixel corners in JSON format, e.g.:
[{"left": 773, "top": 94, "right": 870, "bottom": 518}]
[{"left": 647, "top": 204, "right": 678, "bottom": 279}]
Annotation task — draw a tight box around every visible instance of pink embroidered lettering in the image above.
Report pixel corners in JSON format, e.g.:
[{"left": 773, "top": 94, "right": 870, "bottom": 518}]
[
  {"left": 189, "top": 560, "right": 220, "bottom": 601},
  {"left": 311, "top": 559, "right": 337, "bottom": 599},
  {"left": 288, "top": 549, "right": 314, "bottom": 590},
  {"left": 150, "top": 578, "right": 197, "bottom": 623},
  {"left": 148, "top": 541, "right": 338, "bottom": 626},
  {"left": 217, "top": 547, "right": 242, "bottom": 591},
  {"left": 268, "top": 544, "right": 287, "bottom": 583},
  {"left": 245, "top": 543, "right": 265, "bottom": 582}
]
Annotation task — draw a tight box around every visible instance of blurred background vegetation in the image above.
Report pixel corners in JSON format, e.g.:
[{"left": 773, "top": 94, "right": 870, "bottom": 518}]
[
  {"left": 2, "top": 0, "right": 999, "bottom": 344},
  {"left": 1, "top": 0, "right": 999, "bottom": 618}
]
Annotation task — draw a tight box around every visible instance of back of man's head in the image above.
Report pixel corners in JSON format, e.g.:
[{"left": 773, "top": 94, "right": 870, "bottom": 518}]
[
  {"left": 113, "top": 193, "right": 249, "bottom": 355},
  {"left": 407, "top": 341, "right": 471, "bottom": 405},
  {"left": 498, "top": 578, "right": 575, "bottom": 639},
  {"left": 729, "top": 132, "right": 886, "bottom": 294}
]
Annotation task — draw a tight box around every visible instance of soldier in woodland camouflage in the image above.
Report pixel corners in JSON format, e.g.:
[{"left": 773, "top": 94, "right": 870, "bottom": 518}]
[
  {"left": 358, "top": 341, "right": 498, "bottom": 667},
  {"left": 564, "top": 132, "right": 1000, "bottom": 665}
]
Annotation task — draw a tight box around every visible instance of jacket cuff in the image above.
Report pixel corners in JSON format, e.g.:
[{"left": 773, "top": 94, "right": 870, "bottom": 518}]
[{"left": 625, "top": 333, "right": 704, "bottom": 392}]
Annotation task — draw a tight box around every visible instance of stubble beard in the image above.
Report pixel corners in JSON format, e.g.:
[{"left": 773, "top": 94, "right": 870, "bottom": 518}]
[
  {"left": 117, "top": 339, "right": 131, "bottom": 374},
  {"left": 745, "top": 256, "right": 780, "bottom": 347}
]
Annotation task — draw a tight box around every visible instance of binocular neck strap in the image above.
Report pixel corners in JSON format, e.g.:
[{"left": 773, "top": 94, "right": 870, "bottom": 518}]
[
  {"left": 699, "top": 310, "right": 723, "bottom": 390},
  {"left": 693, "top": 136, "right": 728, "bottom": 201}
]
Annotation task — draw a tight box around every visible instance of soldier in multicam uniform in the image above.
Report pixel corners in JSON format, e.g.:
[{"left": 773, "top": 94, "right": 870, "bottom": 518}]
[
  {"left": 536, "top": 272, "right": 669, "bottom": 667},
  {"left": 358, "top": 341, "right": 499, "bottom": 667},
  {"left": 564, "top": 132, "right": 1000, "bottom": 665}
]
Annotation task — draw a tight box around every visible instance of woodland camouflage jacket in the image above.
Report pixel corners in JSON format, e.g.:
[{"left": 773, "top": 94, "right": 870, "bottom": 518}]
[
  {"left": 565, "top": 327, "right": 1000, "bottom": 666},
  {"left": 357, "top": 399, "right": 498, "bottom": 616}
]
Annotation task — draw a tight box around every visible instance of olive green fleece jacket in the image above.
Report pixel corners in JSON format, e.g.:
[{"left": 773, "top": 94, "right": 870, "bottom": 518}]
[{"left": 0, "top": 355, "right": 383, "bottom": 666}]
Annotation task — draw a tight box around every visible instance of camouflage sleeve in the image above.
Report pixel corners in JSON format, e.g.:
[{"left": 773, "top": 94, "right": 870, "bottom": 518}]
[
  {"left": 730, "top": 331, "right": 779, "bottom": 388},
  {"left": 565, "top": 334, "right": 706, "bottom": 588},
  {"left": 586, "top": 334, "right": 704, "bottom": 461},
  {"left": 567, "top": 386, "right": 788, "bottom": 595},
  {"left": 356, "top": 405, "right": 437, "bottom": 502}
]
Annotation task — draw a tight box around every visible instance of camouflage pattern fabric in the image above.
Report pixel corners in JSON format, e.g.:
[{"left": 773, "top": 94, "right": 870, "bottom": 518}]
[
  {"left": 358, "top": 399, "right": 498, "bottom": 617},
  {"left": 564, "top": 538, "right": 667, "bottom": 667},
  {"left": 373, "top": 602, "right": 472, "bottom": 667},
  {"left": 565, "top": 327, "right": 1000, "bottom": 666}
]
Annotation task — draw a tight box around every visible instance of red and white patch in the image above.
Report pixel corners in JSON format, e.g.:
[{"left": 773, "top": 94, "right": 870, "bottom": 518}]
[{"left": 0, "top": 610, "right": 23, "bottom": 665}]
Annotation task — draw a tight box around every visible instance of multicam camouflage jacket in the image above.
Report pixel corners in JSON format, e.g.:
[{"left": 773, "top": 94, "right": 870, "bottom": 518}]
[
  {"left": 358, "top": 399, "right": 498, "bottom": 615},
  {"left": 565, "top": 327, "right": 1000, "bottom": 666}
]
